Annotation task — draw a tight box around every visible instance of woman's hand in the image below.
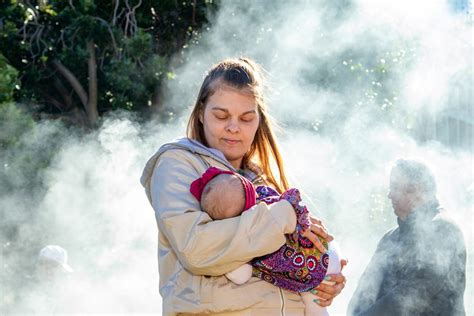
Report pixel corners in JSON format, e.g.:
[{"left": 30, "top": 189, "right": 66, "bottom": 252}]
[
  {"left": 310, "top": 264, "right": 347, "bottom": 307},
  {"left": 300, "top": 216, "right": 347, "bottom": 306},
  {"left": 301, "top": 216, "right": 333, "bottom": 253}
]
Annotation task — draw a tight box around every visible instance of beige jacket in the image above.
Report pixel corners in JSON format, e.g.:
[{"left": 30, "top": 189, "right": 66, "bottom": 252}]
[{"left": 141, "top": 138, "right": 304, "bottom": 315}]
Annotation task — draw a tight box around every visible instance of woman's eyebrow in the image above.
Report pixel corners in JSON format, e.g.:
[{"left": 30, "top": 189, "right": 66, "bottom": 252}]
[
  {"left": 210, "top": 107, "right": 257, "bottom": 115},
  {"left": 241, "top": 110, "right": 257, "bottom": 115}
]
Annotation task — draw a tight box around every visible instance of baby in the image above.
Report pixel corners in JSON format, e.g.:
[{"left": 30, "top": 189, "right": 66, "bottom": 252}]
[{"left": 190, "top": 167, "right": 342, "bottom": 316}]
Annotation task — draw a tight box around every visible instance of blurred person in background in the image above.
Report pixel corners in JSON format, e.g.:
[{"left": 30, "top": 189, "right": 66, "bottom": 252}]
[
  {"left": 348, "top": 159, "right": 466, "bottom": 316},
  {"left": 16, "top": 245, "right": 74, "bottom": 313},
  {"left": 36, "top": 245, "right": 74, "bottom": 281}
]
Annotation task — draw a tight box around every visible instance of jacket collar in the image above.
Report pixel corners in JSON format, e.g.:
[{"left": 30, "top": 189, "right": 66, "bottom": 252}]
[
  {"left": 140, "top": 137, "right": 262, "bottom": 195},
  {"left": 165, "top": 138, "right": 263, "bottom": 182},
  {"left": 156, "top": 137, "right": 234, "bottom": 170}
]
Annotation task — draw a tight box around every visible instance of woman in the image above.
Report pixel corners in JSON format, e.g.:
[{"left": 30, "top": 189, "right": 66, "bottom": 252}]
[{"left": 141, "top": 58, "right": 346, "bottom": 315}]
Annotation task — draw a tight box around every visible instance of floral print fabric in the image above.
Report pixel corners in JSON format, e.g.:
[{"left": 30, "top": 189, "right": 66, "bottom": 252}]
[{"left": 251, "top": 186, "right": 329, "bottom": 293}]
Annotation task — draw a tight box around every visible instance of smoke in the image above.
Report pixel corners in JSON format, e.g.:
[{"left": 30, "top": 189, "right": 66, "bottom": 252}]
[
  {"left": 165, "top": 2, "right": 472, "bottom": 312},
  {"left": 1, "top": 0, "right": 472, "bottom": 314},
  {"left": 0, "top": 114, "right": 177, "bottom": 312}
]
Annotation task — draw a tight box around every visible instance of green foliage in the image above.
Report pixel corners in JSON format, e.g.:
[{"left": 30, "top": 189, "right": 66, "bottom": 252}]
[
  {"left": 0, "top": 54, "right": 19, "bottom": 103},
  {"left": 0, "top": 0, "right": 218, "bottom": 125},
  {"left": 0, "top": 44, "right": 59, "bottom": 193},
  {"left": 102, "top": 54, "right": 167, "bottom": 110},
  {"left": 0, "top": 52, "right": 33, "bottom": 151},
  {"left": 0, "top": 103, "right": 34, "bottom": 149}
]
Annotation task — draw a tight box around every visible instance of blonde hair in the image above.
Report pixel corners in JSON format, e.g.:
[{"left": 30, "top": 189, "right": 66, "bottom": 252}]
[{"left": 187, "top": 58, "right": 289, "bottom": 192}]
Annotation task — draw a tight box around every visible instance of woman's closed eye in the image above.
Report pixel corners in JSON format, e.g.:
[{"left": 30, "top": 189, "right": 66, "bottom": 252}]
[
  {"left": 214, "top": 115, "right": 255, "bottom": 122},
  {"left": 240, "top": 115, "right": 256, "bottom": 123},
  {"left": 215, "top": 115, "right": 228, "bottom": 120}
]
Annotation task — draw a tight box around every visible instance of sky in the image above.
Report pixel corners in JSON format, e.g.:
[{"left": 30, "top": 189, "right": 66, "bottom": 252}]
[{"left": 1, "top": 0, "right": 472, "bottom": 314}]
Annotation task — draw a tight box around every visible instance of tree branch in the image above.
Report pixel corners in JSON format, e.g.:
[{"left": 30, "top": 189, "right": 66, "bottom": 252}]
[
  {"left": 124, "top": 0, "right": 142, "bottom": 36},
  {"left": 192, "top": 0, "right": 197, "bottom": 25},
  {"left": 68, "top": 0, "right": 76, "bottom": 12},
  {"left": 112, "top": 0, "right": 120, "bottom": 26},
  {"left": 86, "top": 40, "right": 99, "bottom": 125},
  {"left": 54, "top": 77, "right": 74, "bottom": 111},
  {"left": 39, "top": 90, "right": 68, "bottom": 112},
  {"left": 52, "top": 59, "right": 88, "bottom": 111},
  {"left": 94, "top": 17, "right": 118, "bottom": 56},
  {"left": 131, "top": 0, "right": 142, "bottom": 35}
]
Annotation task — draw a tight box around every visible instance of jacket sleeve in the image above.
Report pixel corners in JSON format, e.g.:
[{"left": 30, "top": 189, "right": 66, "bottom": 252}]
[{"left": 149, "top": 149, "right": 297, "bottom": 276}]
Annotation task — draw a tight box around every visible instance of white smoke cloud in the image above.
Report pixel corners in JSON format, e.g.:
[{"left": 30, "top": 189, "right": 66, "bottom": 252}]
[
  {"left": 1, "top": 0, "right": 472, "bottom": 314},
  {"left": 0, "top": 116, "right": 171, "bottom": 312},
  {"left": 165, "top": 0, "right": 473, "bottom": 314}
]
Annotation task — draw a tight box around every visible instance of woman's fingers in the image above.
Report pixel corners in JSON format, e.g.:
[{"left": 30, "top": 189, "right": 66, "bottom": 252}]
[
  {"left": 309, "top": 290, "right": 335, "bottom": 307},
  {"left": 315, "top": 273, "right": 346, "bottom": 298},
  {"left": 302, "top": 216, "right": 336, "bottom": 252},
  {"left": 308, "top": 216, "right": 333, "bottom": 241},
  {"left": 313, "top": 297, "right": 333, "bottom": 307},
  {"left": 340, "top": 258, "right": 348, "bottom": 271},
  {"left": 302, "top": 230, "right": 327, "bottom": 253},
  {"left": 326, "top": 273, "right": 346, "bottom": 286},
  {"left": 310, "top": 216, "right": 327, "bottom": 231},
  {"left": 310, "top": 288, "right": 332, "bottom": 301},
  {"left": 309, "top": 273, "right": 346, "bottom": 307},
  {"left": 310, "top": 216, "right": 323, "bottom": 226},
  {"left": 309, "top": 222, "right": 334, "bottom": 242}
]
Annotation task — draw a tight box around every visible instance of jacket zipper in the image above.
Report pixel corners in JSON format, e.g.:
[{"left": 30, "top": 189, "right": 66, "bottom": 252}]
[{"left": 279, "top": 287, "right": 285, "bottom": 316}]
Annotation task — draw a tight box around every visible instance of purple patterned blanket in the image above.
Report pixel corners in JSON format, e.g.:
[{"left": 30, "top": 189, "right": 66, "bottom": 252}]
[{"left": 250, "top": 186, "right": 329, "bottom": 293}]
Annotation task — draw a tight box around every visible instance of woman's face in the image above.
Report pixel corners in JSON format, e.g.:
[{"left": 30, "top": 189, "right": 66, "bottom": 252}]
[{"left": 201, "top": 86, "right": 260, "bottom": 169}]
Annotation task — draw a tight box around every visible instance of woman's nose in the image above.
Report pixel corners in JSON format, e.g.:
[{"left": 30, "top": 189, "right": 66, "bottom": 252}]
[{"left": 226, "top": 121, "right": 240, "bottom": 133}]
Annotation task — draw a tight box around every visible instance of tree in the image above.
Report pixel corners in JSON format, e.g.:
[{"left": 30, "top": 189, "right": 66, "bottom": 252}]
[{"left": 0, "top": 0, "right": 217, "bottom": 127}]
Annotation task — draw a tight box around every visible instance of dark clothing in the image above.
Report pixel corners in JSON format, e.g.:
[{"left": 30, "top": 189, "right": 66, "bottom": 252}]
[{"left": 348, "top": 202, "right": 466, "bottom": 316}]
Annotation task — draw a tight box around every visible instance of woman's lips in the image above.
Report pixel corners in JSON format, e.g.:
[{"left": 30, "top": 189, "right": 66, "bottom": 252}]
[{"left": 223, "top": 138, "right": 240, "bottom": 145}]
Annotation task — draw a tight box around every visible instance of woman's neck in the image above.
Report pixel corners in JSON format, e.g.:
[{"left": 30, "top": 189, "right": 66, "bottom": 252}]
[{"left": 229, "top": 158, "right": 243, "bottom": 170}]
